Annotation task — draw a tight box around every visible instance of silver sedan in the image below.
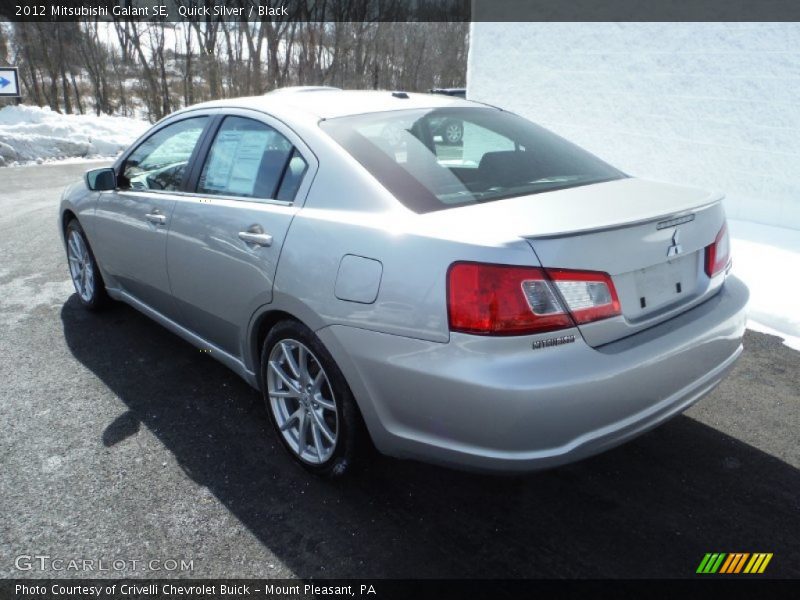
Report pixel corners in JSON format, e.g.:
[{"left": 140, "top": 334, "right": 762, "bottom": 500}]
[{"left": 60, "top": 88, "right": 748, "bottom": 476}]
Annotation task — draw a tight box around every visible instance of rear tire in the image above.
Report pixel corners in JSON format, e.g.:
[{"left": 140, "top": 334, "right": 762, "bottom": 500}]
[
  {"left": 65, "top": 219, "right": 109, "bottom": 311},
  {"left": 261, "top": 320, "right": 364, "bottom": 477},
  {"left": 442, "top": 119, "right": 463, "bottom": 145}
]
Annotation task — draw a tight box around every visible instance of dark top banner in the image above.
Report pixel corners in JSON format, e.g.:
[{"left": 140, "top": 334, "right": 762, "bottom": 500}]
[
  {"left": 2, "top": 0, "right": 800, "bottom": 22},
  {"left": 3, "top": 0, "right": 466, "bottom": 22},
  {"left": 2, "top": 0, "right": 467, "bottom": 23}
]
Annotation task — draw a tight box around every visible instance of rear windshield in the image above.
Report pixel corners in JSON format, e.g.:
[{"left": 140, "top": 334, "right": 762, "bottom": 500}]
[{"left": 320, "top": 107, "right": 625, "bottom": 213}]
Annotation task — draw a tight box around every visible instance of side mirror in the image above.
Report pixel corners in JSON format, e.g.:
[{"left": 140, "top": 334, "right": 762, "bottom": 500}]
[{"left": 85, "top": 167, "right": 116, "bottom": 191}]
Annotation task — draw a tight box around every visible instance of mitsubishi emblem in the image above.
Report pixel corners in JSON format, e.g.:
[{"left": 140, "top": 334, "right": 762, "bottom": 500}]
[{"left": 667, "top": 228, "right": 683, "bottom": 258}]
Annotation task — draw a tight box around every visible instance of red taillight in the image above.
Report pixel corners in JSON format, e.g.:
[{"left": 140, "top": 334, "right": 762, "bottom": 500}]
[
  {"left": 704, "top": 222, "right": 730, "bottom": 277},
  {"left": 447, "top": 262, "right": 620, "bottom": 336},
  {"left": 547, "top": 268, "right": 622, "bottom": 324}
]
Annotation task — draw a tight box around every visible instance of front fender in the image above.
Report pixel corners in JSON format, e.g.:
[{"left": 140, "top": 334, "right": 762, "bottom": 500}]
[{"left": 59, "top": 178, "right": 97, "bottom": 243}]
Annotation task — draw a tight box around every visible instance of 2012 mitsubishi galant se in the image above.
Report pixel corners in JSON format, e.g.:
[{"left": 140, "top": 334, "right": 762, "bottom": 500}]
[{"left": 60, "top": 88, "right": 748, "bottom": 477}]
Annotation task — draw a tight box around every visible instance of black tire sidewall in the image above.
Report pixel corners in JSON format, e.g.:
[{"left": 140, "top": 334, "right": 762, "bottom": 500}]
[
  {"left": 65, "top": 219, "right": 108, "bottom": 310},
  {"left": 261, "top": 320, "right": 361, "bottom": 477}
]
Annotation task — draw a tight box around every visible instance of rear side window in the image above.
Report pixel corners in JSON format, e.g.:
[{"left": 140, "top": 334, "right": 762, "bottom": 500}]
[
  {"left": 198, "top": 116, "right": 303, "bottom": 201},
  {"left": 121, "top": 116, "right": 208, "bottom": 192},
  {"left": 276, "top": 150, "right": 308, "bottom": 201},
  {"left": 320, "top": 107, "right": 625, "bottom": 213}
]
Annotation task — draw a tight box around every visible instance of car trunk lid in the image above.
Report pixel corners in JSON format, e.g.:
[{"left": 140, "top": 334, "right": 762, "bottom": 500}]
[{"left": 421, "top": 177, "right": 727, "bottom": 346}]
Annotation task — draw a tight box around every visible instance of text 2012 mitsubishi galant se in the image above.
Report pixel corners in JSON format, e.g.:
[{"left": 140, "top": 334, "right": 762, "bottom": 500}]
[{"left": 60, "top": 88, "right": 748, "bottom": 477}]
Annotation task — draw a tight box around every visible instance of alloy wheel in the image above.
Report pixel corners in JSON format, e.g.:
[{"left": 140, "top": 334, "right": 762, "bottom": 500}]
[
  {"left": 67, "top": 230, "right": 95, "bottom": 302},
  {"left": 267, "top": 339, "right": 339, "bottom": 464},
  {"left": 445, "top": 122, "right": 462, "bottom": 144}
]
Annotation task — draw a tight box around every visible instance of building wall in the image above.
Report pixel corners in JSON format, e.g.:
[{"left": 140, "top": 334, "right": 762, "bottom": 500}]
[{"left": 467, "top": 22, "right": 800, "bottom": 229}]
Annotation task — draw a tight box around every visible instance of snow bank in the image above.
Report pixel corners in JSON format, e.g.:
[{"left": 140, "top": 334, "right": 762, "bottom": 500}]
[
  {"left": 0, "top": 104, "right": 149, "bottom": 166},
  {"left": 729, "top": 220, "right": 800, "bottom": 351}
]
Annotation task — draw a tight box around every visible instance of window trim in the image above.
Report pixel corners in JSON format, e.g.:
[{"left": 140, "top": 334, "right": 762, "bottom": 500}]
[
  {"left": 114, "top": 114, "right": 214, "bottom": 195},
  {"left": 276, "top": 148, "right": 311, "bottom": 202},
  {"left": 186, "top": 113, "right": 310, "bottom": 206},
  {"left": 111, "top": 106, "right": 318, "bottom": 207}
]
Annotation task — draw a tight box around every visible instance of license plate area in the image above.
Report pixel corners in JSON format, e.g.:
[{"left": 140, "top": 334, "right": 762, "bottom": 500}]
[{"left": 632, "top": 252, "right": 699, "bottom": 317}]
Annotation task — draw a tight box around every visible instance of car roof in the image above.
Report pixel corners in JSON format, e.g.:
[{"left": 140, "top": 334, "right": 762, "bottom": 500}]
[{"left": 175, "top": 88, "right": 482, "bottom": 122}]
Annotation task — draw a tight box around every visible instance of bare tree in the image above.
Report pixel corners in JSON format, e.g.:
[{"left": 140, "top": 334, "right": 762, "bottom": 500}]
[
  {"left": 6, "top": 14, "right": 469, "bottom": 122},
  {"left": 181, "top": 23, "right": 195, "bottom": 106},
  {"left": 187, "top": 1, "right": 223, "bottom": 100},
  {"left": 0, "top": 24, "right": 8, "bottom": 65},
  {"left": 78, "top": 23, "right": 113, "bottom": 115}
]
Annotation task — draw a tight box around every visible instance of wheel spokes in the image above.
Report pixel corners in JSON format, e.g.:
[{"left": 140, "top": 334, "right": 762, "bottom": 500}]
[
  {"left": 311, "top": 422, "right": 325, "bottom": 460},
  {"left": 67, "top": 231, "right": 94, "bottom": 300},
  {"left": 267, "top": 338, "right": 339, "bottom": 465},
  {"left": 311, "top": 370, "right": 325, "bottom": 394},
  {"left": 296, "top": 410, "right": 308, "bottom": 457},
  {"left": 68, "top": 234, "right": 80, "bottom": 260},
  {"left": 279, "top": 408, "right": 303, "bottom": 431},
  {"left": 280, "top": 342, "right": 301, "bottom": 380},
  {"left": 309, "top": 408, "right": 336, "bottom": 444},
  {"left": 75, "top": 235, "right": 87, "bottom": 261},
  {"left": 297, "top": 345, "right": 310, "bottom": 384},
  {"left": 68, "top": 261, "right": 81, "bottom": 283},
  {"left": 313, "top": 392, "right": 336, "bottom": 411},
  {"left": 269, "top": 360, "right": 300, "bottom": 393}
]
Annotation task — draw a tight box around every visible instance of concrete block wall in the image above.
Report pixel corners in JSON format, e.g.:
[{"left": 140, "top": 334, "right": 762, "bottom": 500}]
[{"left": 467, "top": 22, "right": 800, "bottom": 229}]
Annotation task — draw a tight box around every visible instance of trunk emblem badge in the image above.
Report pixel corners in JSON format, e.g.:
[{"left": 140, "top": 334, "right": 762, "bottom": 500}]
[
  {"left": 657, "top": 214, "right": 695, "bottom": 229},
  {"left": 667, "top": 228, "right": 683, "bottom": 258}
]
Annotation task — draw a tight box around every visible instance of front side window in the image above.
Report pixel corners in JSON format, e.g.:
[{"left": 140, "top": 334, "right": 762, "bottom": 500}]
[
  {"left": 121, "top": 117, "right": 208, "bottom": 192},
  {"left": 198, "top": 116, "right": 301, "bottom": 201},
  {"left": 320, "top": 107, "right": 625, "bottom": 213}
]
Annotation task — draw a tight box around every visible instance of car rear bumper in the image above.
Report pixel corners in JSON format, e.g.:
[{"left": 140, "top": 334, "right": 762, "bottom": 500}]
[{"left": 317, "top": 275, "right": 749, "bottom": 472}]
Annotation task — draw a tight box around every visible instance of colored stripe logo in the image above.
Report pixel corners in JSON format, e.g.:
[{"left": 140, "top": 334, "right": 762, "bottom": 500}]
[{"left": 696, "top": 553, "right": 773, "bottom": 574}]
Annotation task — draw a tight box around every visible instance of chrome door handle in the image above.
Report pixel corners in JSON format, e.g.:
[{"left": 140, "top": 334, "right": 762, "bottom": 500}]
[
  {"left": 145, "top": 212, "right": 166, "bottom": 225},
  {"left": 238, "top": 230, "right": 273, "bottom": 247}
]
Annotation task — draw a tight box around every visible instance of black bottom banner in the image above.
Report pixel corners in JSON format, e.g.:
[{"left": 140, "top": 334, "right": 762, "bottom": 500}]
[{"left": 3, "top": 579, "right": 799, "bottom": 600}]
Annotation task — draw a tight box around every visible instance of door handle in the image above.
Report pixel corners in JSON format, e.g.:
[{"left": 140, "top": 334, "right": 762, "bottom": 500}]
[
  {"left": 238, "top": 228, "right": 273, "bottom": 247},
  {"left": 145, "top": 212, "right": 166, "bottom": 225}
]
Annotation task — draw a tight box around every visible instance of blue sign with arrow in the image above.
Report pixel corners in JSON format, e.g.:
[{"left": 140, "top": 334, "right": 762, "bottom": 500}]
[{"left": 0, "top": 68, "right": 20, "bottom": 97}]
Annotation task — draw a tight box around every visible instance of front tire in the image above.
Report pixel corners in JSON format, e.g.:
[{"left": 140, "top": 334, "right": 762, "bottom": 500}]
[
  {"left": 65, "top": 219, "right": 109, "bottom": 310},
  {"left": 261, "top": 320, "right": 363, "bottom": 477}
]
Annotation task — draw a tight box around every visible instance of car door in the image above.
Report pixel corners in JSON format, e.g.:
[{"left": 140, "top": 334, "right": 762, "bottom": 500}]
[
  {"left": 92, "top": 115, "right": 211, "bottom": 320},
  {"left": 166, "top": 110, "right": 316, "bottom": 357}
]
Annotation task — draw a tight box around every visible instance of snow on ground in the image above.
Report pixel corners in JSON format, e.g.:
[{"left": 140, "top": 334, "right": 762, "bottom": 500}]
[
  {"left": 729, "top": 219, "right": 800, "bottom": 350},
  {"left": 0, "top": 104, "right": 149, "bottom": 166}
]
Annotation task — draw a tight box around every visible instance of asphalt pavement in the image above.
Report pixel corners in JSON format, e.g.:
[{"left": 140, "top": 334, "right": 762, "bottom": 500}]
[{"left": 1, "top": 162, "right": 798, "bottom": 579}]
